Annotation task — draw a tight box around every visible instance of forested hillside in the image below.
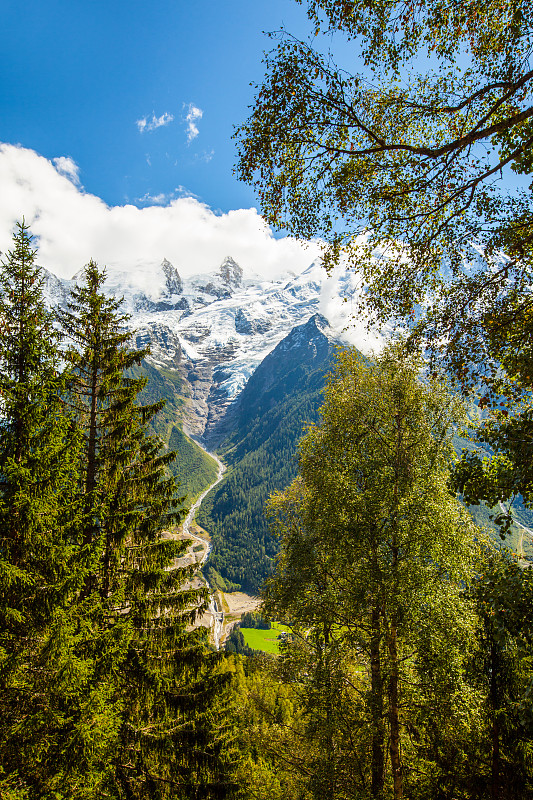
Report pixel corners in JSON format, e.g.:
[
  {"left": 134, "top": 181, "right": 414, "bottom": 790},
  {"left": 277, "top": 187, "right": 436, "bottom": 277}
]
[
  {"left": 198, "top": 316, "right": 533, "bottom": 590},
  {"left": 129, "top": 360, "right": 219, "bottom": 502},
  {"left": 197, "top": 315, "right": 342, "bottom": 591},
  {"left": 168, "top": 424, "right": 219, "bottom": 502}
]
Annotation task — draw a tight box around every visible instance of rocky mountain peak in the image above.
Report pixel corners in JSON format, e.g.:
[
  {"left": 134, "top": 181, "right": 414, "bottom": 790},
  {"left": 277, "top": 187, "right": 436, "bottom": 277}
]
[
  {"left": 219, "top": 256, "right": 242, "bottom": 288},
  {"left": 278, "top": 313, "right": 333, "bottom": 352},
  {"left": 161, "top": 258, "right": 183, "bottom": 296},
  {"left": 40, "top": 259, "right": 377, "bottom": 442}
]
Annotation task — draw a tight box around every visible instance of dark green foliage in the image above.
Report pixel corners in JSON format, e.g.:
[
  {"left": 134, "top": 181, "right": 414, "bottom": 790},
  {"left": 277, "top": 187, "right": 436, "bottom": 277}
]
[
  {"left": 453, "top": 433, "right": 533, "bottom": 555},
  {"left": 0, "top": 222, "right": 82, "bottom": 798},
  {"left": 128, "top": 359, "right": 185, "bottom": 445},
  {"left": 468, "top": 552, "right": 533, "bottom": 798},
  {"left": 224, "top": 628, "right": 255, "bottom": 656},
  {"left": 205, "top": 567, "right": 240, "bottom": 594},
  {"left": 52, "top": 261, "right": 235, "bottom": 798},
  {"left": 0, "top": 245, "right": 238, "bottom": 799},
  {"left": 241, "top": 612, "right": 271, "bottom": 630},
  {"left": 129, "top": 361, "right": 220, "bottom": 503},
  {"left": 0, "top": 221, "right": 76, "bottom": 640},
  {"left": 455, "top": 406, "right": 533, "bottom": 542},
  {"left": 168, "top": 424, "right": 219, "bottom": 502}
]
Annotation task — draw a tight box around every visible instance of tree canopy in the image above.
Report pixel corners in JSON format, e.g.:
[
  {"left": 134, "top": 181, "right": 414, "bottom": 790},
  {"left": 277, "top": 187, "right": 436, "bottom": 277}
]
[
  {"left": 236, "top": 0, "right": 533, "bottom": 391},
  {"left": 0, "top": 230, "right": 238, "bottom": 800},
  {"left": 264, "top": 346, "right": 489, "bottom": 799}
]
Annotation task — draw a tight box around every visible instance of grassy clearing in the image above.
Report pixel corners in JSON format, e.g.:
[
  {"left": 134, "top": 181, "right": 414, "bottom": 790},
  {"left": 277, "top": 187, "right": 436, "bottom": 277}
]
[{"left": 240, "top": 622, "right": 290, "bottom": 655}]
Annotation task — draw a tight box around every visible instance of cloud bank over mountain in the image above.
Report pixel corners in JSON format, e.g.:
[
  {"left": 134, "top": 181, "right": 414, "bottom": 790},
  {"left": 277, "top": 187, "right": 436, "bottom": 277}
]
[{"left": 0, "top": 143, "right": 321, "bottom": 281}]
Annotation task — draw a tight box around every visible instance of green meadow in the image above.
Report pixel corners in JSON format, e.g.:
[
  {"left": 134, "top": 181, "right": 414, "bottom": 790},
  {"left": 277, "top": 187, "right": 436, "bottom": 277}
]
[{"left": 240, "top": 623, "right": 290, "bottom": 655}]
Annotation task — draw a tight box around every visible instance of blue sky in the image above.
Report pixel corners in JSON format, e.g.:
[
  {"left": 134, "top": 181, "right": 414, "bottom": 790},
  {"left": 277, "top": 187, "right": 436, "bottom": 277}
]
[
  {"left": 2, "top": 0, "right": 313, "bottom": 213},
  {"left": 2, "top": 1, "right": 524, "bottom": 282},
  {"left": 0, "top": 0, "right": 327, "bottom": 279}
]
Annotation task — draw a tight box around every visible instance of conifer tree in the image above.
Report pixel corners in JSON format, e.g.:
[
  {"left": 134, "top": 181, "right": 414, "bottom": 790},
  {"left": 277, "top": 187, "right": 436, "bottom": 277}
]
[
  {"left": 0, "top": 221, "right": 79, "bottom": 798},
  {"left": 0, "top": 221, "right": 74, "bottom": 630}
]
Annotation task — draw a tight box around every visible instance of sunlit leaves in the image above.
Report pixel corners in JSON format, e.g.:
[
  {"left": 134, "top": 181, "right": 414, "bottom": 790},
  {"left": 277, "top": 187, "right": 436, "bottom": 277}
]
[{"left": 235, "top": 0, "right": 533, "bottom": 391}]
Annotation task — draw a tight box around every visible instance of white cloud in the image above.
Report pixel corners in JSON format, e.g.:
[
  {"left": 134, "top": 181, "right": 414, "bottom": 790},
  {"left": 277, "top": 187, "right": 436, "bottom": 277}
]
[
  {"left": 318, "top": 263, "right": 385, "bottom": 351},
  {"left": 135, "top": 186, "right": 199, "bottom": 206},
  {"left": 184, "top": 103, "right": 203, "bottom": 142},
  {"left": 136, "top": 112, "right": 174, "bottom": 134},
  {"left": 52, "top": 156, "right": 81, "bottom": 186},
  {"left": 0, "top": 143, "right": 321, "bottom": 282},
  {"left": 197, "top": 149, "right": 214, "bottom": 163},
  {"left": 135, "top": 191, "right": 168, "bottom": 205}
]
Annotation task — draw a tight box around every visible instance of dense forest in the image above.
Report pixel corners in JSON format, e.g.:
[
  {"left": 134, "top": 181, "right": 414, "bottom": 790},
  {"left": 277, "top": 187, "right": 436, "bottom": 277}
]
[
  {"left": 129, "top": 361, "right": 219, "bottom": 504},
  {"left": 3, "top": 0, "right": 533, "bottom": 798}
]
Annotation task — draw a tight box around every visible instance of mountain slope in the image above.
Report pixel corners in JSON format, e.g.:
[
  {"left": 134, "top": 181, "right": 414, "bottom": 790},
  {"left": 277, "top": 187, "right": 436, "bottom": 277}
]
[
  {"left": 168, "top": 424, "right": 219, "bottom": 504},
  {"left": 128, "top": 360, "right": 218, "bottom": 503},
  {"left": 196, "top": 315, "right": 346, "bottom": 592}
]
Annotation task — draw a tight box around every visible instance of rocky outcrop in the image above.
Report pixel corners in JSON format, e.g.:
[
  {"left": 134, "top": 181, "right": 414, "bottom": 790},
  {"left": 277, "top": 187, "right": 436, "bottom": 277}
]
[
  {"left": 219, "top": 256, "right": 243, "bottom": 288},
  {"left": 234, "top": 308, "right": 271, "bottom": 336},
  {"left": 161, "top": 257, "right": 183, "bottom": 296},
  {"left": 135, "top": 322, "right": 182, "bottom": 368}
]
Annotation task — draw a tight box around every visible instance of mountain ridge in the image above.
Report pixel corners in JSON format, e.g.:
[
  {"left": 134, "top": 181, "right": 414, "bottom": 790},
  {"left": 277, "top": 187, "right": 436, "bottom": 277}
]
[{"left": 42, "top": 255, "right": 379, "bottom": 445}]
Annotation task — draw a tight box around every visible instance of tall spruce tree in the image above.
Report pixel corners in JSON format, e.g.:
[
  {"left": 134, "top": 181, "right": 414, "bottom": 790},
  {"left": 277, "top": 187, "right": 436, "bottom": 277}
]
[
  {"left": 0, "top": 221, "right": 79, "bottom": 798},
  {"left": 0, "top": 220, "right": 75, "bottom": 632}
]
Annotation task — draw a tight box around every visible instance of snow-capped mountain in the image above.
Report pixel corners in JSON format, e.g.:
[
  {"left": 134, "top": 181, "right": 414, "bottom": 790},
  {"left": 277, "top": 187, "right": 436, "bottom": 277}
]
[{"left": 42, "top": 256, "right": 380, "bottom": 441}]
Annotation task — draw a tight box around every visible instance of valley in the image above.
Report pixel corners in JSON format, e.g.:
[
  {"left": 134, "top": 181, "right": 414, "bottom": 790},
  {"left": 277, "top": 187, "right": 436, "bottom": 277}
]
[
  {"left": 174, "top": 438, "right": 261, "bottom": 648},
  {"left": 43, "top": 254, "right": 533, "bottom": 641}
]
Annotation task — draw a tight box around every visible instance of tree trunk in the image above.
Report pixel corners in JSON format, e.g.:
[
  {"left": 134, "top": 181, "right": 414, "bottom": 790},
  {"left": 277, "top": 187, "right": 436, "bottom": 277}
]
[
  {"left": 80, "top": 347, "right": 100, "bottom": 599},
  {"left": 490, "top": 638, "right": 500, "bottom": 800},
  {"left": 387, "top": 414, "right": 404, "bottom": 800},
  {"left": 370, "top": 601, "right": 385, "bottom": 798},
  {"left": 84, "top": 348, "right": 100, "bottom": 546},
  {"left": 388, "top": 622, "right": 403, "bottom": 800}
]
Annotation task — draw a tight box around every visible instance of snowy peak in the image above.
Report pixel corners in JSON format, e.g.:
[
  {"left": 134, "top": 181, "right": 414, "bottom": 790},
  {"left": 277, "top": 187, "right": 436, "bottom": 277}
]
[
  {"left": 188, "top": 257, "right": 244, "bottom": 301},
  {"left": 251, "top": 313, "right": 339, "bottom": 391},
  {"left": 218, "top": 256, "right": 243, "bottom": 288},
  {"left": 42, "top": 259, "right": 188, "bottom": 315},
  {"left": 138, "top": 258, "right": 188, "bottom": 313},
  {"left": 277, "top": 313, "right": 334, "bottom": 353},
  {"left": 223, "top": 312, "right": 341, "bottom": 443},
  {"left": 161, "top": 258, "right": 183, "bottom": 296}
]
